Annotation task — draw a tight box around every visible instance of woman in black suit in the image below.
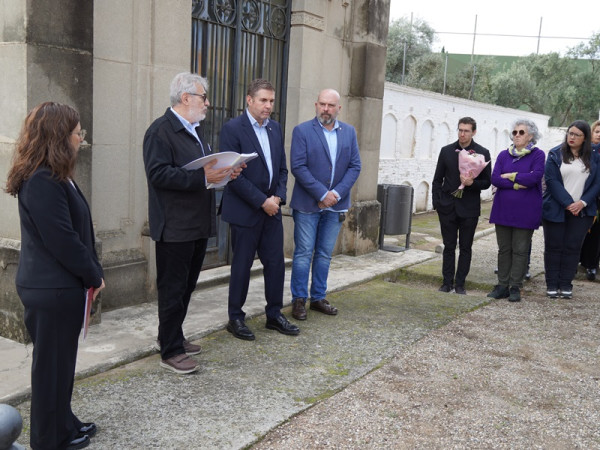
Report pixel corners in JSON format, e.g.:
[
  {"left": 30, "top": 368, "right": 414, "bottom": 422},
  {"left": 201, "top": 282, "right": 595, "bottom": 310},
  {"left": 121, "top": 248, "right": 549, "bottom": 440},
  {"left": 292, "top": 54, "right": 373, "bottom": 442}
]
[{"left": 5, "top": 102, "right": 105, "bottom": 450}]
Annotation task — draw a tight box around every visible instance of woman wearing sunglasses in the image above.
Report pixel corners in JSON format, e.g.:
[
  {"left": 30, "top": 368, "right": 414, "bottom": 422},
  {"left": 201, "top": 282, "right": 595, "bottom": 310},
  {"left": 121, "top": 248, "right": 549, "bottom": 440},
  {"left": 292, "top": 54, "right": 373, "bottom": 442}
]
[
  {"left": 543, "top": 120, "right": 600, "bottom": 299},
  {"left": 488, "top": 119, "right": 545, "bottom": 302},
  {"left": 578, "top": 120, "right": 600, "bottom": 280}
]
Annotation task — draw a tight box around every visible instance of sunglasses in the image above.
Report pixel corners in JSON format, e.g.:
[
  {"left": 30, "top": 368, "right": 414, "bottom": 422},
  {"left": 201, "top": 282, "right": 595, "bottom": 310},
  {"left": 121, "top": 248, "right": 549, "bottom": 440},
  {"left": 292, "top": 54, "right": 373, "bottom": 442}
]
[{"left": 512, "top": 130, "right": 526, "bottom": 136}]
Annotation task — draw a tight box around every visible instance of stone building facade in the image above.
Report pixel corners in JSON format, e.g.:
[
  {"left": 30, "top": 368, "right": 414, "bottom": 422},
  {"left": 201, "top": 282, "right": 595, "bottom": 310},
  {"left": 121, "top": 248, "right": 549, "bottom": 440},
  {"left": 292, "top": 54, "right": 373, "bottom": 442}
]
[{"left": 0, "top": 0, "right": 390, "bottom": 342}]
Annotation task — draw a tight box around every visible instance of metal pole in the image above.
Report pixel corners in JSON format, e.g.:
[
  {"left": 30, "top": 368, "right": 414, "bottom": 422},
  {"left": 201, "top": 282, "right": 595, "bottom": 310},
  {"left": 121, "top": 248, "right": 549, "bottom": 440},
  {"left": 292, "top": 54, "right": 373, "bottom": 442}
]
[
  {"left": 471, "top": 14, "right": 477, "bottom": 62},
  {"left": 537, "top": 17, "right": 543, "bottom": 54},
  {"left": 401, "top": 42, "right": 407, "bottom": 84},
  {"left": 443, "top": 52, "right": 448, "bottom": 95},
  {"left": 469, "top": 65, "right": 477, "bottom": 100}
]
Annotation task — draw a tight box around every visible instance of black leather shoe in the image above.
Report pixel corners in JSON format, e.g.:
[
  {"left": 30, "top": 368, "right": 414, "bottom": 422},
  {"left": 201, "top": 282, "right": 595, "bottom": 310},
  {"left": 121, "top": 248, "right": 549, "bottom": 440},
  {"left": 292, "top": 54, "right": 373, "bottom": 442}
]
[
  {"left": 454, "top": 285, "right": 466, "bottom": 295},
  {"left": 487, "top": 285, "right": 509, "bottom": 299},
  {"left": 79, "top": 422, "right": 97, "bottom": 438},
  {"left": 67, "top": 434, "right": 90, "bottom": 450},
  {"left": 586, "top": 268, "right": 596, "bottom": 281},
  {"left": 265, "top": 315, "right": 300, "bottom": 336},
  {"left": 227, "top": 319, "right": 255, "bottom": 341},
  {"left": 508, "top": 286, "right": 521, "bottom": 302},
  {"left": 438, "top": 284, "right": 453, "bottom": 293}
]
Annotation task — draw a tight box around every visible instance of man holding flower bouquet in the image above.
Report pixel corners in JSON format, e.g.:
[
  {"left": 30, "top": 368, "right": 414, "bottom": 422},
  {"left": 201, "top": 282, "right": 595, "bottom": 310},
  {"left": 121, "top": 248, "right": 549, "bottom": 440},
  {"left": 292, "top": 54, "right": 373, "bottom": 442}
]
[{"left": 432, "top": 117, "right": 491, "bottom": 294}]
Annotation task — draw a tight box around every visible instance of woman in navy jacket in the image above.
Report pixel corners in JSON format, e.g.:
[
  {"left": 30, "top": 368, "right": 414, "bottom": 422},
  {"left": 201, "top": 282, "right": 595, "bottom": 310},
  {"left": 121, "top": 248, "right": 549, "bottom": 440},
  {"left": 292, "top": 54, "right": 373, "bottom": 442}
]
[
  {"left": 578, "top": 120, "right": 600, "bottom": 279},
  {"left": 5, "top": 103, "right": 105, "bottom": 450},
  {"left": 542, "top": 120, "right": 600, "bottom": 299}
]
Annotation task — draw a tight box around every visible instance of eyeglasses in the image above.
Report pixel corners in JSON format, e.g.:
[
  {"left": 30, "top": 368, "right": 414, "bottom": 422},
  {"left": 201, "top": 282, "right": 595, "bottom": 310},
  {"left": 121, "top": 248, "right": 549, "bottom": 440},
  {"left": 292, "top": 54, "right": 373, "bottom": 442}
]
[
  {"left": 512, "top": 129, "right": 526, "bottom": 136},
  {"left": 188, "top": 92, "right": 208, "bottom": 103},
  {"left": 72, "top": 129, "right": 87, "bottom": 139},
  {"left": 568, "top": 131, "right": 584, "bottom": 139}
]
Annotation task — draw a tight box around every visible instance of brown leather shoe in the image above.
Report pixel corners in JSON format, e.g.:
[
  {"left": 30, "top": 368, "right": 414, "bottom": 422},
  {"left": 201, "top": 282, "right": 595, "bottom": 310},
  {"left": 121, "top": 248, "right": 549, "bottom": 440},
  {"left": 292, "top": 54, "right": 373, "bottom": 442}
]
[
  {"left": 292, "top": 298, "right": 307, "bottom": 320},
  {"left": 310, "top": 299, "right": 338, "bottom": 315},
  {"left": 154, "top": 338, "right": 202, "bottom": 356},
  {"left": 160, "top": 354, "right": 199, "bottom": 374},
  {"left": 183, "top": 339, "right": 202, "bottom": 355}
]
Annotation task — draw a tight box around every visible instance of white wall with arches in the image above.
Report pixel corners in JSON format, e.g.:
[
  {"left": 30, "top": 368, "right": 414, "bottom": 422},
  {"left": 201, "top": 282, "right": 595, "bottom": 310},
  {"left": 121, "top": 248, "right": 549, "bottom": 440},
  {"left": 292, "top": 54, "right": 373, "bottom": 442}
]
[{"left": 378, "top": 82, "right": 559, "bottom": 212}]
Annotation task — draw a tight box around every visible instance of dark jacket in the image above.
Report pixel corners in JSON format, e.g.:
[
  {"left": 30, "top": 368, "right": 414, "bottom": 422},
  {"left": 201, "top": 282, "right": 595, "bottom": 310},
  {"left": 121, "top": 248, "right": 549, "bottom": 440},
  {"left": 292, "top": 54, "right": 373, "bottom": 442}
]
[
  {"left": 16, "top": 168, "right": 103, "bottom": 289},
  {"left": 143, "top": 108, "right": 216, "bottom": 242},
  {"left": 219, "top": 112, "right": 287, "bottom": 227},
  {"left": 542, "top": 145, "right": 600, "bottom": 222},
  {"left": 432, "top": 140, "right": 492, "bottom": 218}
]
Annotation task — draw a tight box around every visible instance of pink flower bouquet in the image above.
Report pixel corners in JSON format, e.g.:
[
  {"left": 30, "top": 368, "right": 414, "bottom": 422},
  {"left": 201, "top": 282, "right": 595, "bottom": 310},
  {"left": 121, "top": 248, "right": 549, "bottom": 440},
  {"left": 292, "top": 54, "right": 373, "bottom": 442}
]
[{"left": 452, "top": 149, "right": 490, "bottom": 198}]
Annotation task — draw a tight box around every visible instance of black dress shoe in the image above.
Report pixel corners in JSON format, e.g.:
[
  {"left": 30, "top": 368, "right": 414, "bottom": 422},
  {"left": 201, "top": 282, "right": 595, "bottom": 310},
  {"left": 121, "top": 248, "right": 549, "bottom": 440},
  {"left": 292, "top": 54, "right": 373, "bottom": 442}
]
[
  {"left": 227, "top": 319, "right": 255, "bottom": 341},
  {"left": 265, "top": 315, "right": 300, "bottom": 336},
  {"left": 438, "top": 284, "right": 453, "bottom": 293},
  {"left": 79, "top": 422, "right": 97, "bottom": 438},
  {"left": 454, "top": 285, "right": 466, "bottom": 295},
  {"left": 67, "top": 434, "right": 90, "bottom": 450}
]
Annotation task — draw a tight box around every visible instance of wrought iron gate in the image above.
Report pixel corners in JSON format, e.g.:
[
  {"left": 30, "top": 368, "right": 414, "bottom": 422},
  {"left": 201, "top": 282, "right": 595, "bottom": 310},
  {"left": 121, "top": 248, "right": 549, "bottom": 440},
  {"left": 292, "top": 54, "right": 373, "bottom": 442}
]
[{"left": 191, "top": 0, "right": 291, "bottom": 267}]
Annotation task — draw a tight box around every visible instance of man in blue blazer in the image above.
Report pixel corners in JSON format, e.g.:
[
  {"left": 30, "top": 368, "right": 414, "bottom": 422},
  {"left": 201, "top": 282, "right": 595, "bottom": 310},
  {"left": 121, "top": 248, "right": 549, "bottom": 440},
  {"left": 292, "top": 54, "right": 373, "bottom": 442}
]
[
  {"left": 220, "top": 79, "right": 300, "bottom": 340},
  {"left": 289, "top": 89, "right": 361, "bottom": 320}
]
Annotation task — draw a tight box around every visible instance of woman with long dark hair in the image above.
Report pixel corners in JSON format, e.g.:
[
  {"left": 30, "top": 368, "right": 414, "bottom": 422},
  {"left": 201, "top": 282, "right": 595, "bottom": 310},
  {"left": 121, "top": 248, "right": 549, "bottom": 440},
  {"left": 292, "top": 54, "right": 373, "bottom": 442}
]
[
  {"left": 542, "top": 120, "right": 600, "bottom": 299},
  {"left": 5, "top": 102, "right": 105, "bottom": 449}
]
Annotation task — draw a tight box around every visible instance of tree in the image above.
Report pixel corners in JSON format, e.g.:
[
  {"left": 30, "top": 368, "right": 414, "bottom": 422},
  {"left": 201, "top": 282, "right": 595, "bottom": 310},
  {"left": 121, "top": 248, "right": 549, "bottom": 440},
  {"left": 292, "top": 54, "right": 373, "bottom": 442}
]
[
  {"left": 386, "top": 17, "right": 436, "bottom": 84},
  {"left": 522, "top": 53, "right": 577, "bottom": 126},
  {"left": 488, "top": 64, "right": 538, "bottom": 111},
  {"left": 447, "top": 57, "right": 497, "bottom": 101},
  {"left": 566, "top": 32, "right": 600, "bottom": 125},
  {"left": 404, "top": 53, "right": 445, "bottom": 92}
]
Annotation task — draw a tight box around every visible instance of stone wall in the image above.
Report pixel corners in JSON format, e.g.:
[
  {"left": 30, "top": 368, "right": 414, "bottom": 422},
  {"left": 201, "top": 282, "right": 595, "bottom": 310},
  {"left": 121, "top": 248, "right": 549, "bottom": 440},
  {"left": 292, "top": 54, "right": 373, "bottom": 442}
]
[
  {"left": 284, "top": 0, "right": 391, "bottom": 256},
  {"left": 378, "top": 82, "right": 560, "bottom": 212}
]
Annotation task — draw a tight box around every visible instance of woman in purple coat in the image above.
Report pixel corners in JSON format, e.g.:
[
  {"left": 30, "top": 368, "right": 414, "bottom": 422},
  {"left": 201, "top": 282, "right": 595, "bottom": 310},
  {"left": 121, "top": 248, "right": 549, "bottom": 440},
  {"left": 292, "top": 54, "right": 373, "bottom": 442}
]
[{"left": 487, "top": 119, "right": 545, "bottom": 302}]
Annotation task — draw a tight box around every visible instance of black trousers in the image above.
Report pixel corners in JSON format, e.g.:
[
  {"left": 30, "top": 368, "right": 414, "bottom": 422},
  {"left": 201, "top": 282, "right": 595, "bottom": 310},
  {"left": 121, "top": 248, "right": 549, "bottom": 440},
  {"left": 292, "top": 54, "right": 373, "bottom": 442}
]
[
  {"left": 543, "top": 215, "right": 594, "bottom": 291},
  {"left": 228, "top": 214, "right": 284, "bottom": 321},
  {"left": 437, "top": 209, "right": 478, "bottom": 287},
  {"left": 155, "top": 239, "right": 207, "bottom": 360},
  {"left": 579, "top": 217, "right": 600, "bottom": 269},
  {"left": 18, "top": 286, "right": 86, "bottom": 450}
]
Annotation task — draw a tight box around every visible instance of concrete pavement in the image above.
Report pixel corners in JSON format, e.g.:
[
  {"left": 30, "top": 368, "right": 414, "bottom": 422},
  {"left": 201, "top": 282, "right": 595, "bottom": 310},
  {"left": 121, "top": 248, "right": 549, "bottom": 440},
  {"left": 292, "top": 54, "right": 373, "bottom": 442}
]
[
  {"left": 8, "top": 200, "right": 547, "bottom": 449},
  {"left": 1, "top": 243, "right": 438, "bottom": 405}
]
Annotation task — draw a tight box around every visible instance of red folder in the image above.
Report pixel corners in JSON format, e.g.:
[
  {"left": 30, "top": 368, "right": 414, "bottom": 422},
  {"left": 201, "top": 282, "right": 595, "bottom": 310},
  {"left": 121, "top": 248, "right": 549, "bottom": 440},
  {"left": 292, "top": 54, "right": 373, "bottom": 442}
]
[{"left": 83, "top": 287, "right": 94, "bottom": 340}]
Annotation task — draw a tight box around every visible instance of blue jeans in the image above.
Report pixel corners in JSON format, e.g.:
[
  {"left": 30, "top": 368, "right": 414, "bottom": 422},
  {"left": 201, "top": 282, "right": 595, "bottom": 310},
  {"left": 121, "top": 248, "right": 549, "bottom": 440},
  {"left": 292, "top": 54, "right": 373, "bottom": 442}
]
[{"left": 291, "top": 209, "right": 343, "bottom": 301}]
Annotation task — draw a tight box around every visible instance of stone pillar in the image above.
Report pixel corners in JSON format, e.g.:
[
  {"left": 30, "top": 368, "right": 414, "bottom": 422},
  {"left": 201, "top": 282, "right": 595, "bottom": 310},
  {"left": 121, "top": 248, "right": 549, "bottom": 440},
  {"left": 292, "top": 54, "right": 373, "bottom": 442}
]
[
  {"left": 0, "top": 0, "right": 94, "bottom": 342},
  {"left": 284, "top": 0, "right": 391, "bottom": 256}
]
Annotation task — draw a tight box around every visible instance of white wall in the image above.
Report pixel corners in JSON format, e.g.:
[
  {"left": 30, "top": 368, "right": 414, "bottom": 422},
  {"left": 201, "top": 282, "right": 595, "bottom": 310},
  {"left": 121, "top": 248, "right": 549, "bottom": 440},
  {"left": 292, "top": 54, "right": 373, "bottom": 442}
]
[{"left": 378, "top": 82, "right": 562, "bottom": 212}]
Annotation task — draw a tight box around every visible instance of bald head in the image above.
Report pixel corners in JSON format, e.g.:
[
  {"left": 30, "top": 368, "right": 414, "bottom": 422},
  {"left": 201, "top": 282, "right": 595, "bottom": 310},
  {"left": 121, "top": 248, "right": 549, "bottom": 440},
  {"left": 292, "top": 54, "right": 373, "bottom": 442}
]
[{"left": 315, "top": 89, "right": 341, "bottom": 130}]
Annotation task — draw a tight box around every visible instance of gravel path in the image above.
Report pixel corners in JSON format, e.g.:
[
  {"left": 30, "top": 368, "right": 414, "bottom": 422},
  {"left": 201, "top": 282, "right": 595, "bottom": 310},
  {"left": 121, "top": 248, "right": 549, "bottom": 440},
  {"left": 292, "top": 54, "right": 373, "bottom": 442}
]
[{"left": 254, "top": 258, "right": 600, "bottom": 449}]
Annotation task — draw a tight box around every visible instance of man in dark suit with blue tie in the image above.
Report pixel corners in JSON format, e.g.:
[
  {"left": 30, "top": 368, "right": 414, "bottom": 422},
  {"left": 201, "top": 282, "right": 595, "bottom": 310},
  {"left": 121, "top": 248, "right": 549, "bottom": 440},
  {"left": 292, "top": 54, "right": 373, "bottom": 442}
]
[
  {"left": 289, "top": 89, "right": 361, "bottom": 321},
  {"left": 144, "top": 72, "right": 237, "bottom": 373},
  {"left": 220, "top": 79, "right": 300, "bottom": 340}
]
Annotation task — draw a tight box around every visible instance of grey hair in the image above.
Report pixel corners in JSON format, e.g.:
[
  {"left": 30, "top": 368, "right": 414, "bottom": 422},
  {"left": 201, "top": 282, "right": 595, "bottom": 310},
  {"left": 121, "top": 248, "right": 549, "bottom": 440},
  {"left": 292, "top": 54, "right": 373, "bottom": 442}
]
[
  {"left": 169, "top": 72, "right": 209, "bottom": 107},
  {"left": 511, "top": 118, "right": 541, "bottom": 144}
]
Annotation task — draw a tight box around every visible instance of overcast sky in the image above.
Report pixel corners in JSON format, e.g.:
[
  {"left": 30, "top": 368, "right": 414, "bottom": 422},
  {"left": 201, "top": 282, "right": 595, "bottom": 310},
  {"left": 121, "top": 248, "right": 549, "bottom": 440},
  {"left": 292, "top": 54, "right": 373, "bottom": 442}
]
[{"left": 389, "top": 1, "right": 599, "bottom": 56}]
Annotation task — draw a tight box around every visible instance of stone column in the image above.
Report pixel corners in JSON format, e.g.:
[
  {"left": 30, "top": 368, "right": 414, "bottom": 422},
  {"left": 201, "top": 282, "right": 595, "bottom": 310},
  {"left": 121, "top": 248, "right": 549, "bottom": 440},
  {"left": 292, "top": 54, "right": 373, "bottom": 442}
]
[
  {"left": 0, "top": 0, "right": 94, "bottom": 342},
  {"left": 284, "top": 0, "right": 391, "bottom": 256}
]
